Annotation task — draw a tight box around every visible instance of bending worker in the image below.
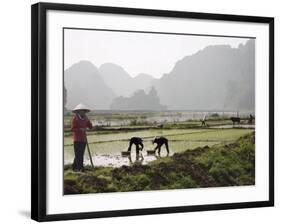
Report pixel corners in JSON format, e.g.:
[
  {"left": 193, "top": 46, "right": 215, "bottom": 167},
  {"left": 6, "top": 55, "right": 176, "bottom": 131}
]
[
  {"left": 71, "top": 103, "right": 93, "bottom": 171},
  {"left": 127, "top": 137, "right": 144, "bottom": 155}
]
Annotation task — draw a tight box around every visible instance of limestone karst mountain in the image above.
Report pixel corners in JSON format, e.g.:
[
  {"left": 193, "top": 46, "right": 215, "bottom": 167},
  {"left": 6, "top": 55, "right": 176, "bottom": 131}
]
[
  {"left": 99, "top": 63, "right": 155, "bottom": 97},
  {"left": 153, "top": 39, "right": 255, "bottom": 111},
  {"left": 64, "top": 39, "right": 255, "bottom": 111},
  {"left": 64, "top": 60, "right": 115, "bottom": 110}
]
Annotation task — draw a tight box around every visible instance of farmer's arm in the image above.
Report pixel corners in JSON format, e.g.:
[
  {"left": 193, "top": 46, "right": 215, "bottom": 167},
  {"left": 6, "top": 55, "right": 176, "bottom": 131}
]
[{"left": 86, "top": 118, "right": 93, "bottom": 129}]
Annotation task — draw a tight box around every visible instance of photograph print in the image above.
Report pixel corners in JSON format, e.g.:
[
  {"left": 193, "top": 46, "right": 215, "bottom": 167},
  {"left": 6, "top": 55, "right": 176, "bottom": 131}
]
[{"left": 63, "top": 28, "right": 255, "bottom": 195}]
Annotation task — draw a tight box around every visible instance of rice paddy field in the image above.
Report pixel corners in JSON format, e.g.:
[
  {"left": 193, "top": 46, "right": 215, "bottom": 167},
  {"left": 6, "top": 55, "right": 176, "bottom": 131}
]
[
  {"left": 64, "top": 132, "right": 255, "bottom": 194},
  {"left": 63, "top": 111, "right": 255, "bottom": 167}
]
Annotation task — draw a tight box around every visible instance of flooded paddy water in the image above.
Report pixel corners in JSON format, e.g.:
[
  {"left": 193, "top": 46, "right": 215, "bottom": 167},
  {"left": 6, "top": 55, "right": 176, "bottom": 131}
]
[{"left": 64, "top": 111, "right": 255, "bottom": 167}]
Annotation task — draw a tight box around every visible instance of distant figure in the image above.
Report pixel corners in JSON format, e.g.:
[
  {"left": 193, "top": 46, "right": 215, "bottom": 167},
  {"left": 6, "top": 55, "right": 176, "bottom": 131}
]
[
  {"left": 127, "top": 137, "right": 144, "bottom": 155},
  {"left": 201, "top": 114, "right": 207, "bottom": 126},
  {"left": 153, "top": 137, "right": 169, "bottom": 154},
  {"left": 249, "top": 114, "right": 254, "bottom": 124},
  {"left": 156, "top": 124, "right": 164, "bottom": 129},
  {"left": 230, "top": 117, "right": 240, "bottom": 125}
]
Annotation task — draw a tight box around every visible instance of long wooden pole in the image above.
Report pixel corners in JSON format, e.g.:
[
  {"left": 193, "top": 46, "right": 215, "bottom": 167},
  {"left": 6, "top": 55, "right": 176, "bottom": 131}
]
[{"left": 85, "top": 133, "right": 94, "bottom": 168}]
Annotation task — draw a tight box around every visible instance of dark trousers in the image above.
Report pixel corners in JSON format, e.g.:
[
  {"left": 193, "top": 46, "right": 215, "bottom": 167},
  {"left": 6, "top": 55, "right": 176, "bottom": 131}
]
[
  {"left": 72, "top": 141, "right": 86, "bottom": 171},
  {"left": 154, "top": 143, "right": 169, "bottom": 154},
  {"left": 128, "top": 143, "right": 143, "bottom": 155}
]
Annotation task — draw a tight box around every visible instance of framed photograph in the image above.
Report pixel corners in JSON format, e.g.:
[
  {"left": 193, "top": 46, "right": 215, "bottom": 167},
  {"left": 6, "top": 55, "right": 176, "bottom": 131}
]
[{"left": 31, "top": 2, "right": 274, "bottom": 222}]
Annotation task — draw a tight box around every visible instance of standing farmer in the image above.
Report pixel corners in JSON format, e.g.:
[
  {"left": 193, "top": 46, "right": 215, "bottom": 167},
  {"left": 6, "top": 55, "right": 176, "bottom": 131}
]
[
  {"left": 71, "top": 103, "right": 93, "bottom": 171},
  {"left": 201, "top": 114, "right": 207, "bottom": 126}
]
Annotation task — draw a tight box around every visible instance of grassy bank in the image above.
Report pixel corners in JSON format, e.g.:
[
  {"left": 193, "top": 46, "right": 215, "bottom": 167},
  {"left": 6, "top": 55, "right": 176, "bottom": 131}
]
[{"left": 64, "top": 132, "right": 255, "bottom": 194}]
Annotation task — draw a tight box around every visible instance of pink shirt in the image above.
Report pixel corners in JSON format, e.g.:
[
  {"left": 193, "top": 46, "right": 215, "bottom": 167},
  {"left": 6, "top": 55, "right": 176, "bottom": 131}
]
[{"left": 71, "top": 115, "right": 93, "bottom": 142}]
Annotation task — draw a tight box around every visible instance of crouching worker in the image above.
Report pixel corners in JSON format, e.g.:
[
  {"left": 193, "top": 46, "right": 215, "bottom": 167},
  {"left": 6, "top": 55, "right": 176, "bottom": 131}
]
[
  {"left": 128, "top": 137, "right": 144, "bottom": 155},
  {"left": 71, "top": 103, "right": 93, "bottom": 171},
  {"left": 153, "top": 136, "right": 169, "bottom": 154}
]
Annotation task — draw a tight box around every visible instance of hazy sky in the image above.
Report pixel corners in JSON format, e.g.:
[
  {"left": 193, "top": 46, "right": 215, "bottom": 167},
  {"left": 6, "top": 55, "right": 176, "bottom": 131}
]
[{"left": 64, "top": 29, "right": 250, "bottom": 78}]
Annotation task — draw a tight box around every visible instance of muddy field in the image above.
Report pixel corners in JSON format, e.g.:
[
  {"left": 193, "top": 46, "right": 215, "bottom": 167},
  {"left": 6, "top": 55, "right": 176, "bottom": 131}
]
[
  {"left": 64, "top": 132, "right": 255, "bottom": 194},
  {"left": 64, "top": 111, "right": 254, "bottom": 167}
]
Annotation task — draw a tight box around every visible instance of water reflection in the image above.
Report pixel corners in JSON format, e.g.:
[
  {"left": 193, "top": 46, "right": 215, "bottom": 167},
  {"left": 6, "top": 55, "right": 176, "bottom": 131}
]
[
  {"left": 128, "top": 153, "right": 144, "bottom": 165},
  {"left": 64, "top": 151, "right": 172, "bottom": 168},
  {"left": 153, "top": 151, "right": 170, "bottom": 159},
  {"left": 210, "top": 124, "right": 255, "bottom": 129}
]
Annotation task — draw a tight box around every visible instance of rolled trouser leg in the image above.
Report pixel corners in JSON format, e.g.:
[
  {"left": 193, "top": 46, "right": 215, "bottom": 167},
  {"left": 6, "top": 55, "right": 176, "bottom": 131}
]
[
  {"left": 72, "top": 142, "right": 79, "bottom": 170},
  {"left": 139, "top": 142, "right": 144, "bottom": 151},
  {"left": 81, "top": 142, "right": 86, "bottom": 170},
  {"left": 136, "top": 144, "right": 140, "bottom": 155},
  {"left": 77, "top": 142, "right": 86, "bottom": 170},
  {"left": 165, "top": 142, "right": 170, "bottom": 154},
  {"left": 127, "top": 141, "right": 133, "bottom": 152},
  {"left": 154, "top": 145, "right": 158, "bottom": 152}
]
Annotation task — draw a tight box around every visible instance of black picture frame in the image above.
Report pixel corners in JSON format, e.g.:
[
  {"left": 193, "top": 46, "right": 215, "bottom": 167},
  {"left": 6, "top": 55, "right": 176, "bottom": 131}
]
[{"left": 31, "top": 2, "right": 274, "bottom": 222}]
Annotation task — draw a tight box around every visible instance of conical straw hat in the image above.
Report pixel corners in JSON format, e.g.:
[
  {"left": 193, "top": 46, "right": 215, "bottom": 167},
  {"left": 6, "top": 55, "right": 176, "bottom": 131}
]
[{"left": 72, "top": 103, "right": 91, "bottom": 112}]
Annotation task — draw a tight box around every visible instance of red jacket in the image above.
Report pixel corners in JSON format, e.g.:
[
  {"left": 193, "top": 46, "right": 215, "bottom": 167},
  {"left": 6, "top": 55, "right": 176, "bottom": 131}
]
[{"left": 71, "top": 115, "right": 93, "bottom": 142}]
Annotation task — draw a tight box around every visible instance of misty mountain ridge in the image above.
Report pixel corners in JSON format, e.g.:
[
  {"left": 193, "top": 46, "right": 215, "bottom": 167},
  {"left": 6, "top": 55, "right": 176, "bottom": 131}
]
[
  {"left": 99, "top": 63, "right": 155, "bottom": 97},
  {"left": 154, "top": 40, "right": 255, "bottom": 111},
  {"left": 64, "top": 39, "right": 254, "bottom": 111},
  {"left": 64, "top": 60, "right": 115, "bottom": 110}
]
